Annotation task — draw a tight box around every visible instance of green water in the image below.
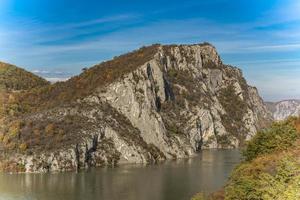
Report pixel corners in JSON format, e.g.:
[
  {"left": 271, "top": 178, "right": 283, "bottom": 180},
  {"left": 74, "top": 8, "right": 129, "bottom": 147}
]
[{"left": 0, "top": 149, "right": 241, "bottom": 200}]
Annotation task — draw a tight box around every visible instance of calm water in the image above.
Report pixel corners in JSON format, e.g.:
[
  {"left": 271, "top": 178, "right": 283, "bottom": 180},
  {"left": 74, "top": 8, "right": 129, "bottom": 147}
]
[{"left": 0, "top": 150, "right": 241, "bottom": 200}]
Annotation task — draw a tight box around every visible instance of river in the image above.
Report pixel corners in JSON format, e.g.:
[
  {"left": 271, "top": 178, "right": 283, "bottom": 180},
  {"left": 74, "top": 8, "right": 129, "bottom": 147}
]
[{"left": 0, "top": 149, "right": 241, "bottom": 200}]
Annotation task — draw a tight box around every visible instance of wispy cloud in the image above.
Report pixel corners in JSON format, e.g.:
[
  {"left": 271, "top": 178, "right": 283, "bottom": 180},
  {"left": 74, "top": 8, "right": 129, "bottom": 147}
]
[
  {"left": 242, "top": 43, "right": 300, "bottom": 52},
  {"left": 46, "top": 77, "right": 70, "bottom": 83},
  {"left": 0, "top": 0, "right": 300, "bottom": 101}
]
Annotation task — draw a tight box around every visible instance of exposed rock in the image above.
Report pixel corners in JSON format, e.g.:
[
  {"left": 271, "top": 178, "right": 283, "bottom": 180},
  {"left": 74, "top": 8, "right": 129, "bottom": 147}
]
[
  {"left": 0, "top": 43, "right": 272, "bottom": 172},
  {"left": 266, "top": 99, "right": 300, "bottom": 121}
]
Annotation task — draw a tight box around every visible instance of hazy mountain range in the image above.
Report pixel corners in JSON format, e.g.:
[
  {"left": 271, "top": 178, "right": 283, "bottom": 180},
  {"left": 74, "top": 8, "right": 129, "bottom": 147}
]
[{"left": 266, "top": 100, "right": 300, "bottom": 121}]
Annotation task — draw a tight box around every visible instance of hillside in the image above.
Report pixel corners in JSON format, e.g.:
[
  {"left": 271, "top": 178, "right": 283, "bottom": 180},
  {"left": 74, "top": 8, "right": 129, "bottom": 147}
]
[
  {"left": 266, "top": 100, "right": 300, "bottom": 121},
  {"left": 0, "top": 43, "right": 273, "bottom": 172},
  {"left": 0, "top": 61, "right": 49, "bottom": 91},
  {"left": 0, "top": 62, "right": 49, "bottom": 119},
  {"left": 192, "top": 117, "right": 300, "bottom": 200}
]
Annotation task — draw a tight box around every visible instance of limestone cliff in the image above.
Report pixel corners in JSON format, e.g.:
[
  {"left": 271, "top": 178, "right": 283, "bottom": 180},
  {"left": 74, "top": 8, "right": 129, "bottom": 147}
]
[
  {"left": 266, "top": 100, "right": 300, "bottom": 121},
  {"left": 0, "top": 43, "right": 272, "bottom": 172}
]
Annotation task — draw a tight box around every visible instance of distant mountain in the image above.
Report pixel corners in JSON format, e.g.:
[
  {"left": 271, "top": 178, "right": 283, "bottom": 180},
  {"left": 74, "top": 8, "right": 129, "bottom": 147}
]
[
  {"left": 0, "top": 43, "right": 272, "bottom": 172},
  {"left": 266, "top": 100, "right": 300, "bottom": 121},
  {"left": 0, "top": 61, "right": 49, "bottom": 91}
]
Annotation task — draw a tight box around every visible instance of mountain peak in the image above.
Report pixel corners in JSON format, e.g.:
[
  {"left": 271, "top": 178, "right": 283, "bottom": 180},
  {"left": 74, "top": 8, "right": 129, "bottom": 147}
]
[{"left": 0, "top": 43, "right": 272, "bottom": 172}]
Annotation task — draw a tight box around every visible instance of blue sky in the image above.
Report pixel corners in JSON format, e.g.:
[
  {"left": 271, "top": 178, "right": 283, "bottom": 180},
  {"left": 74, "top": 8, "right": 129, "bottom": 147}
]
[{"left": 0, "top": 0, "right": 300, "bottom": 101}]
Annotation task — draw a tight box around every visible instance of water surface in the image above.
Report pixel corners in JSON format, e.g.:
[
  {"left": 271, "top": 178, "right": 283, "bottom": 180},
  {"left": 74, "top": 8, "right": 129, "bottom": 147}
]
[{"left": 0, "top": 149, "right": 241, "bottom": 200}]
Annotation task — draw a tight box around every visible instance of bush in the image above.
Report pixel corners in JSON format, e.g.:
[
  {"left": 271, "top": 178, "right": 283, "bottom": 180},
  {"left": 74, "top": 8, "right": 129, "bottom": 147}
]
[
  {"left": 192, "top": 118, "right": 300, "bottom": 200},
  {"left": 218, "top": 84, "right": 248, "bottom": 146},
  {"left": 191, "top": 193, "right": 205, "bottom": 200},
  {"left": 19, "top": 143, "right": 28, "bottom": 151},
  {"left": 8, "top": 121, "right": 22, "bottom": 138},
  {"left": 243, "top": 120, "right": 299, "bottom": 161},
  {"left": 45, "top": 123, "right": 55, "bottom": 135},
  {"left": 225, "top": 155, "right": 300, "bottom": 200},
  {"left": 224, "top": 118, "right": 300, "bottom": 200}
]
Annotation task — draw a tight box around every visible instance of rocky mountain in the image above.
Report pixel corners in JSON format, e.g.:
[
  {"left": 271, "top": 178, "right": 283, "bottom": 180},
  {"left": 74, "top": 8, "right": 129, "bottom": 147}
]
[
  {"left": 0, "top": 43, "right": 272, "bottom": 172},
  {"left": 266, "top": 100, "right": 300, "bottom": 121}
]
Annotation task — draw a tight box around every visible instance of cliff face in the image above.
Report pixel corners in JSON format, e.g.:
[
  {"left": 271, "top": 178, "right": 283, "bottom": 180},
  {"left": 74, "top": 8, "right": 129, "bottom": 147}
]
[
  {"left": 266, "top": 100, "right": 300, "bottom": 121},
  {"left": 0, "top": 43, "right": 272, "bottom": 172}
]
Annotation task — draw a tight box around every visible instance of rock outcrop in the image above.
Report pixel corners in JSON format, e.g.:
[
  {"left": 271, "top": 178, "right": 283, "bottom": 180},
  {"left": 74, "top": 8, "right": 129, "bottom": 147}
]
[
  {"left": 266, "top": 100, "right": 300, "bottom": 121},
  {"left": 0, "top": 43, "right": 272, "bottom": 172}
]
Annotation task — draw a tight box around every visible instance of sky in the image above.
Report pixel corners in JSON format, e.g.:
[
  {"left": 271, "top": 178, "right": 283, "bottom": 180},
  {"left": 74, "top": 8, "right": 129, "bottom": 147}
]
[{"left": 0, "top": 0, "right": 299, "bottom": 101}]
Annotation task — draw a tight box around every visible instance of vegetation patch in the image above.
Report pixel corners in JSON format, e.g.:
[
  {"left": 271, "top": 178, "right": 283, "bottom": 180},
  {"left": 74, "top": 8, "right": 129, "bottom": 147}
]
[
  {"left": 218, "top": 84, "right": 248, "bottom": 146},
  {"left": 0, "top": 62, "right": 49, "bottom": 91},
  {"left": 192, "top": 117, "right": 300, "bottom": 200},
  {"left": 243, "top": 118, "right": 299, "bottom": 161}
]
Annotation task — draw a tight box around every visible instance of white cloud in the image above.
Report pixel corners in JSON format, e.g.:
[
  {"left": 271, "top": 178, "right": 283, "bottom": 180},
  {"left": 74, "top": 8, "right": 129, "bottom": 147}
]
[
  {"left": 46, "top": 77, "right": 70, "bottom": 83},
  {"left": 1, "top": 2, "right": 300, "bottom": 101}
]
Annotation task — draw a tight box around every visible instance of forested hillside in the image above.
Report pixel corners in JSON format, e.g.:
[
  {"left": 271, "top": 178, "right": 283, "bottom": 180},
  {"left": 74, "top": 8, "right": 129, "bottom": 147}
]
[{"left": 192, "top": 117, "right": 300, "bottom": 200}]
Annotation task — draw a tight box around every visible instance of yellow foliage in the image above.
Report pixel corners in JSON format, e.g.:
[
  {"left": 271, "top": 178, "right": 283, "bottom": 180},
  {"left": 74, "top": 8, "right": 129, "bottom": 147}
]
[
  {"left": 9, "top": 127, "right": 19, "bottom": 138},
  {"left": 2, "top": 135, "right": 9, "bottom": 144},
  {"left": 0, "top": 133, "right": 4, "bottom": 142},
  {"left": 19, "top": 143, "right": 27, "bottom": 151},
  {"left": 6, "top": 142, "right": 16, "bottom": 150},
  {"left": 191, "top": 193, "right": 205, "bottom": 200},
  {"left": 8, "top": 94, "right": 16, "bottom": 104},
  {"left": 45, "top": 123, "right": 55, "bottom": 135}
]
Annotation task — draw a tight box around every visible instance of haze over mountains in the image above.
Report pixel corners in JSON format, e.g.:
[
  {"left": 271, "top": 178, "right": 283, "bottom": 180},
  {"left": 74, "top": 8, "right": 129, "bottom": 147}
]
[{"left": 266, "top": 100, "right": 300, "bottom": 121}]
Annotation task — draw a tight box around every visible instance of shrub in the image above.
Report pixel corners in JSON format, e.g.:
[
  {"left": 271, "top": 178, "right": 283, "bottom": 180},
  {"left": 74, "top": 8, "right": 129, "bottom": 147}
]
[
  {"left": 243, "top": 121, "right": 299, "bottom": 161},
  {"left": 19, "top": 143, "right": 28, "bottom": 151},
  {"left": 224, "top": 118, "right": 300, "bottom": 200},
  {"left": 218, "top": 84, "right": 248, "bottom": 146},
  {"left": 191, "top": 193, "right": 205, "bottom": 200},
  {"left": 2, "top": 135, "right": 9, "bottom": 144},
  {"left": 225, "top": 155, "right": 300, "bottom": 200},
  {"left": 45, "top": 123, "right": 55, "bottom": 135},
  {"left": 8, "top": 122, "right": 21, "bottom": 138},
  {"left": 0, "top": 132, "right": 4, "bottom": 141}
]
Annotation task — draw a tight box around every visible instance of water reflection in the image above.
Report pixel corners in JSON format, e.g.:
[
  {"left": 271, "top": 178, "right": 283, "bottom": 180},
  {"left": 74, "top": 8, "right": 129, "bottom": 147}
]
[{"left": 0, "top": 149, "right": 241, "bottom": 200}]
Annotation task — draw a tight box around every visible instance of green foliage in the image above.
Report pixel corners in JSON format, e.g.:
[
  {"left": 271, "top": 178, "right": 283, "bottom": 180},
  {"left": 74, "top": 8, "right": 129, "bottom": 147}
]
[
  {"left": 0, "top": 62, "right": 49, "bottom": 91},
  {"left": 191, "top": 193, "right": 205, "bottom": 200},
  {"left": 191, "top": 118, "right": 300, "bottom": 200},
  {"left": 243, "top": 121, "right": 299, "bottom": 161},
  {"left": 223, "top": 118, "right": 300, "bottom": 200},
  {"left": 216, "top": 134, "right": 234, "bottom": 148},
  {"left": 218, "top": 84, "right": 248, "bottom": 146},
  {"left": 225, "top": 156, "right": 300, "bottom": 200}
]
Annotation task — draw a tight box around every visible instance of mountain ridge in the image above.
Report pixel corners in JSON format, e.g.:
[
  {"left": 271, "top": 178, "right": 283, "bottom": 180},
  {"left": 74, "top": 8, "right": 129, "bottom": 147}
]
[
  {"left": 0, "top": 43, "right": 273, "bottom": 172},
  {"left": 266, "top": 99, "right": 300, "bottom": 121},
  {"left": 0, "top": 61, "right": 49, "bottom": 91}
]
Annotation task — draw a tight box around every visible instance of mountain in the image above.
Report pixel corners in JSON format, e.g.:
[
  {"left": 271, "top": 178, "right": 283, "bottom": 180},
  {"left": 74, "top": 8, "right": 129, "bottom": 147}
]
[
  {"left": 0, "top": 43, "right": 272, "bottom": 172},
  {"left": 0, "top": 62, "right": 49, "bottom": 119},
  {"left": 266, "top": 100, "right": 300, "bottom": 121},
  {"left": 0, "top": 61, "right": 49, "bottom": 91}
]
